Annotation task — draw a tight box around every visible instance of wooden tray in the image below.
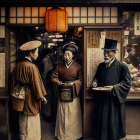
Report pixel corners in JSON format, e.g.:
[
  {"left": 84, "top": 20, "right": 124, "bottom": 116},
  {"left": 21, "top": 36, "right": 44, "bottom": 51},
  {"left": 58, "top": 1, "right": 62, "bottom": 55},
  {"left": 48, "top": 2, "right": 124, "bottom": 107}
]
[{"left": 92, "top": 87, "right": 111, "bottom": 91}]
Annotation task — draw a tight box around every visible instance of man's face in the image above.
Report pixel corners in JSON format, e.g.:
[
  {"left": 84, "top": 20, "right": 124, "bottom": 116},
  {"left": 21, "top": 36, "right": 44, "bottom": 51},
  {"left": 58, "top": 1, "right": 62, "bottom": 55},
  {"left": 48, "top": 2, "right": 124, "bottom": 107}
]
[
  {"left": 30, "top": 48, "right": 39, "bottom": 60},
  {"left": 129, "top": 48, "right": 136, "bottom": 56},
  {"left": 49, "top": 51, "right": 55, "bottom": 57},
  {"left": 104, "top": 50, "right": 115, "bottom": 63},
  {"left": 64, "top": 50, "right": 74, "bottom": 63}
]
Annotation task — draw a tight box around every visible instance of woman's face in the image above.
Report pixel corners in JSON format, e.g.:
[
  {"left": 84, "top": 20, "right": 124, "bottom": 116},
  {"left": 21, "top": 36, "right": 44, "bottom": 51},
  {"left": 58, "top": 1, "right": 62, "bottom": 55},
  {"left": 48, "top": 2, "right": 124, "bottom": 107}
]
[
  {"left": 30, "top": 48, "right": 39, "bottom": 60},
  {"left": 63, "top": 50, "right": 74, "bottom": 63}
]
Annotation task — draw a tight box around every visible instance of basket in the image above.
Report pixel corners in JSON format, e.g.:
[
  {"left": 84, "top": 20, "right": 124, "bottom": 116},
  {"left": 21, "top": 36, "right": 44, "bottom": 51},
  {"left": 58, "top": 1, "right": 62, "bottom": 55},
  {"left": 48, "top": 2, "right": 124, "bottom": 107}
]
[
  {"left": 11, "top": 84, "right": 25, "bottom": 111},
  {"left": 12, "top": 96, "right": 25, "bottom": 111}
]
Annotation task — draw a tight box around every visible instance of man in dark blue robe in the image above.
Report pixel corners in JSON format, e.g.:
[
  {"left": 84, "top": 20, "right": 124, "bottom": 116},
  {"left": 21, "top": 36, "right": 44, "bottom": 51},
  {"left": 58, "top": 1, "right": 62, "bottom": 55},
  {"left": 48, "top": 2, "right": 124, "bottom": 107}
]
[
  {"left": 40, "top": 47, "right": 55, "bottom": 122},
  {"left": 91, "top": 39, "right": 131, "bottom": 140}
]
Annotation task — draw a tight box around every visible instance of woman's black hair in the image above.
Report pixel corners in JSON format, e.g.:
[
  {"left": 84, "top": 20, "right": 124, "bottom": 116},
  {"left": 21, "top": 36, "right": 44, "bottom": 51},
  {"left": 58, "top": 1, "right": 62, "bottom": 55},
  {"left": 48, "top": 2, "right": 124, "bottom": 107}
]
[
  {"left": 63, "top": 49, "right": 74, "bottom": 55},
  {"left": 24, "top": 48, "right": 38, "bottom": 56}
]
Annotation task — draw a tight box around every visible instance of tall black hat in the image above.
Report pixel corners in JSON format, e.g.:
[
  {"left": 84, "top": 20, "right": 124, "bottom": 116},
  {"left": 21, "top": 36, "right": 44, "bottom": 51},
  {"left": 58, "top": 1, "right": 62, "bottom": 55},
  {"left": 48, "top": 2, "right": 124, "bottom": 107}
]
[
  {"left": 101, "top": 39, "right": 118, "bottom": 50},
  {"left": 62, "top": 41, "right": 78, "bottom": 53}
]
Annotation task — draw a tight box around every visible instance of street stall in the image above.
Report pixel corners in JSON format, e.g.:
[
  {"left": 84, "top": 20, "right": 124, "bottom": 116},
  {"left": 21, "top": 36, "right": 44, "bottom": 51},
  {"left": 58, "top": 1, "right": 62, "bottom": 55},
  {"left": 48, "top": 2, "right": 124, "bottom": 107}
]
[{"left": 0, "top": 0, "right": 140, "bottom": 139}]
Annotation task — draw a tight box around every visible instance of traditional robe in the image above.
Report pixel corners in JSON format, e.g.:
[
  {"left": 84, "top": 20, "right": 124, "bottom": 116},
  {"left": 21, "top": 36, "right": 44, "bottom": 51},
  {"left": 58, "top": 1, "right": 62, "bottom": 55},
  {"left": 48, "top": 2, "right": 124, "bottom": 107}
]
[
  {"left": 92, "top": 59, "right": 131, "bottom": 140},
  {"left": 40, "top": 55, "right": 53, "bottom": 83},
  {"left": 11, "top": 59, "right": 46, "bottom": 140},
  {"left": 51, "top": 61, "right": 82, "bottom": 140},
  {"left": 40, "top": 55, "right": 53, "bottom": 117},
  {"left": 11, "top": 59, "right": 46, "bottom": 115}
]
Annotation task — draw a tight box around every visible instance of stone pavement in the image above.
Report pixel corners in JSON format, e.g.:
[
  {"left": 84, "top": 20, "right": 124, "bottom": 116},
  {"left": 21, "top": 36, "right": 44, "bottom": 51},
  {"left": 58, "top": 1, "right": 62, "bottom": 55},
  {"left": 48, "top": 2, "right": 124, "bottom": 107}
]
[{"left": 123, "top": 135, "right": 140, "bottom": 140}]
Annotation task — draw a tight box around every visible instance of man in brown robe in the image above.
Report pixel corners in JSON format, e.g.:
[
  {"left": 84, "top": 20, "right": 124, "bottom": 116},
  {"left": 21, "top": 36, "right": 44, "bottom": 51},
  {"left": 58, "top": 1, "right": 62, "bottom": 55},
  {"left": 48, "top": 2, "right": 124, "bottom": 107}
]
[
  {"left": 51, "top": 41, "right": 82, "bottom": 140},
  {"left": 11, "top": 41, "right": 47, "bottom": 140}
]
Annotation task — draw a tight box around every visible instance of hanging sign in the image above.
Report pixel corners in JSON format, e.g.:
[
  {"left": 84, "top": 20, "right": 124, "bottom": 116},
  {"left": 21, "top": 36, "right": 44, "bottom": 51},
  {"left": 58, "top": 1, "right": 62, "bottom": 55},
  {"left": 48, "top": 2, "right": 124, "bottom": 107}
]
[
  {"left": 87, "top": 31, "right": 100, "bottom": 48},
  {"left": 0, "top": 53, "right": 5, "bottom": 87},
  {"left": 87, "top": 31, "right": 101, "bottom": 87},
  {"left": 106, "top": 31, "right": 121, "bottom": 43},
  {"left": 134, "top": 12, "right": 140, "bottom": 35}
]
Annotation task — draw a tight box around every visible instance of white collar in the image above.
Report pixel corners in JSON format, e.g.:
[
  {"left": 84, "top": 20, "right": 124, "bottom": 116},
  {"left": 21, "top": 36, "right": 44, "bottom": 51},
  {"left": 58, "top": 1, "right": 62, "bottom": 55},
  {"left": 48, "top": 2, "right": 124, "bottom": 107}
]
[
  {"left": 106, "top": 57, "right": 115, "bottom": 67},
  {"left": 25, "top": 56, "right": 32, "bottom": 62},
  {"left": 65, "top": 60, "right": 73, "bottom": 69},
  {"left": 46, "top": 55, "right": 50, "bottom": 58}
]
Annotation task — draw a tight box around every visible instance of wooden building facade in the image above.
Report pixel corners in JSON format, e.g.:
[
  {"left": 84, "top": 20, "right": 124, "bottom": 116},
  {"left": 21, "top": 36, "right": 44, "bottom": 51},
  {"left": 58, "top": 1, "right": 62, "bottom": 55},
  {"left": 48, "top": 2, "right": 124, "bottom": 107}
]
[{"left": 0, "top": 0, "right": 140, "bottom": 139}]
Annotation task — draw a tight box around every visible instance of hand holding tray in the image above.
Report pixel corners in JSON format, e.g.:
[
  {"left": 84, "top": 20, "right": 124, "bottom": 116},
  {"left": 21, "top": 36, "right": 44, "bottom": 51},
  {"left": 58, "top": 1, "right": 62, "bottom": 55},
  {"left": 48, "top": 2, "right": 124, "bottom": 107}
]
[{"left": 92, "top": 86, "right": 112, "bottom": 91}]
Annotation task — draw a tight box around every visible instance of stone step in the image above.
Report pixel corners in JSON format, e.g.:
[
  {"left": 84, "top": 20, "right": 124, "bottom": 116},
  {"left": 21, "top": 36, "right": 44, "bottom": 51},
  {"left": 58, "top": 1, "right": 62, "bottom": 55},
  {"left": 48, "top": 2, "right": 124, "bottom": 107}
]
[
  {"left": 125, "top": 135, "right": 140, "bottom": 140},
  {"left": 83, "top": 135, "right": 140, "bottom": 140}
]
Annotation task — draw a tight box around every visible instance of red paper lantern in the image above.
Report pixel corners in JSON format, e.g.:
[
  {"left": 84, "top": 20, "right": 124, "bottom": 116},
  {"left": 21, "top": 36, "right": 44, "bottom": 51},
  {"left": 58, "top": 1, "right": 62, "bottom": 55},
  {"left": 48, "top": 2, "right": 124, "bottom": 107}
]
[{"left": 45, "top": 8, "right": 68, "bottom": 33}]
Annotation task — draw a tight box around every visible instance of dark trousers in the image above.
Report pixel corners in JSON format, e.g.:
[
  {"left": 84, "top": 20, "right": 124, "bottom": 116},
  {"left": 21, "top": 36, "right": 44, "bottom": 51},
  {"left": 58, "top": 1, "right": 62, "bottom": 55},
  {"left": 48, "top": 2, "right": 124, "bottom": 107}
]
[{"left": 42, "top": 81, "right": 58, "bottom": 121}]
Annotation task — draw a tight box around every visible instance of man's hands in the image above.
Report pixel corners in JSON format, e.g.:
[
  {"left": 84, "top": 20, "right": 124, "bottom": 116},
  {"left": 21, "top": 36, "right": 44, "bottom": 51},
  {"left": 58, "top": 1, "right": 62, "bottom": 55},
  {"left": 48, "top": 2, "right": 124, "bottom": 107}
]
[
  {"left": 104, "top": 86, "right": 113, "bottom": 92},
  {"left": 91, "top": 82, "right": 97, "bottom": 87},
  {"left": 41, "top": 97, "right": 47, "bottom": 104},
  {"left": 91, "top": 82, "right": 113, "bottom": 93},
  {"left": 57, "top": 81, "right": 74, "bottom": 87}
]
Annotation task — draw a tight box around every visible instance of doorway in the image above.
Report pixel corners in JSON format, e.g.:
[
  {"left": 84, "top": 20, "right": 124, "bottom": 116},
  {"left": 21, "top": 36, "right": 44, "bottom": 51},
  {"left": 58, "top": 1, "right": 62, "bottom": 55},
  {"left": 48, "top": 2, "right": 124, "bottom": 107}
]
[
  {"left": 9, "top": 26, "right": 83, "bottom": 140},
  {"left": 83, "top": 27, "right": 122, "bottom": 139}
]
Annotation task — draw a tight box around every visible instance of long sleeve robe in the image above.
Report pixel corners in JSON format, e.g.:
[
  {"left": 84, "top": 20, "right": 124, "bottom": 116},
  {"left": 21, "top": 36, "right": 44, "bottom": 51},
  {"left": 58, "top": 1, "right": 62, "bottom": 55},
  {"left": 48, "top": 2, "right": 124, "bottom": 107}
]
[
  {"left": 11, "top": 59, "right": 46, "bottom": 115},
  {"left": 40, "top": 55, "right": 53, "bottom": 83},
  {"left": 51, "top": 61, "right": 82, "bottom": 98},
  {"left": 51, "top": 61, "right": 83, "bottom": 140},
  {"left": 40, "top": 55, "right": 53, "bottom": 117},
  {"left": 92, "top": 59, "right": 131, "bottom": 140}
]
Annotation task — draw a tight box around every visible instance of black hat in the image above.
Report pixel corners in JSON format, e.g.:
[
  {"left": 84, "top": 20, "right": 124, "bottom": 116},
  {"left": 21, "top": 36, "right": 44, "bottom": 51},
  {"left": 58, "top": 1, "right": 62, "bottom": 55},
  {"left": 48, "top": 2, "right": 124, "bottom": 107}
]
[
  {"left": 101, "top": 39, "right": 118, "bottom": 50},
  {"left": 62, "top": 41, "right": 78, "bottom": 53},
  {"left": 46, "top": 47, "right": 55, "bottom": 54}
]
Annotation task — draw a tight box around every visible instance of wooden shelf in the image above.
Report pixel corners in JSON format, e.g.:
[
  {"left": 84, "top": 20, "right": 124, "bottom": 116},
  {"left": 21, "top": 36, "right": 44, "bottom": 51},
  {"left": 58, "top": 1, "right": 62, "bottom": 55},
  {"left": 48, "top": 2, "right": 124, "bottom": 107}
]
[
  {"left": 85, "top": 96, "right": 140, "bottom": 101},
  {"left": 0, "top": 96, "right": 9, "bottom": 100},
  {"left": 126, "top": 96, "right": 140, "bottom": 101}
]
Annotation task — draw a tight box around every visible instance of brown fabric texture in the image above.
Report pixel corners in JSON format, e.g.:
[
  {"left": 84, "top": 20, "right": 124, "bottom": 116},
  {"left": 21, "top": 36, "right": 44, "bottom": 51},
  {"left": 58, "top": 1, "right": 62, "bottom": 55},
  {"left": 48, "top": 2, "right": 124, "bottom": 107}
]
[
  {"left": 51, "top": 61, "right": 82, "bottom": 98},
  {"left": 11, "top": 60, "right": 46, "bottom": 115}
]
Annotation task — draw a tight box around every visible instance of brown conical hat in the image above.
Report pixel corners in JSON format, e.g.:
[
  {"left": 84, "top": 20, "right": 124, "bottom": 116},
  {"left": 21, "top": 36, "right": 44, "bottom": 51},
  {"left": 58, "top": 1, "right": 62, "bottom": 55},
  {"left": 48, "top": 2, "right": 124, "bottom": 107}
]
[{"left": 19, "top": 40, "right": 42, "bottom": 51}]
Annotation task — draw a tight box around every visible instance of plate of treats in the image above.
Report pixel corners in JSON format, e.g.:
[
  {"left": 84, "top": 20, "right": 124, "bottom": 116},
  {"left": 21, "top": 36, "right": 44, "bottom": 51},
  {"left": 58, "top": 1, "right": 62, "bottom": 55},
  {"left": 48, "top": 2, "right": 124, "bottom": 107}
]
[{"left": 92, "top": 87, "right": 111, "bottom": 91}]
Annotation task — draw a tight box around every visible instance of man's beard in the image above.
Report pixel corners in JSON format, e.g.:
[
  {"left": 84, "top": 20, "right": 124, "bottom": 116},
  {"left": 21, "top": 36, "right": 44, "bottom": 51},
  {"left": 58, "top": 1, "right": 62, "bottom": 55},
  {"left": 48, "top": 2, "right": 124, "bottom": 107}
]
[{"left": 104, "top": 57, "right": 111, "bottom": 63}]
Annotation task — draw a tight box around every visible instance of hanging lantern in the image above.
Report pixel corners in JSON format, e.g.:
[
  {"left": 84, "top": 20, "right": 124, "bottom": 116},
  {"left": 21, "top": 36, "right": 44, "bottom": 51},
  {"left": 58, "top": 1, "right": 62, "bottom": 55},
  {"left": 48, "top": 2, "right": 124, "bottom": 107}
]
[{"left": 45, "top": 8, "right": 68, "bottom": 33}]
